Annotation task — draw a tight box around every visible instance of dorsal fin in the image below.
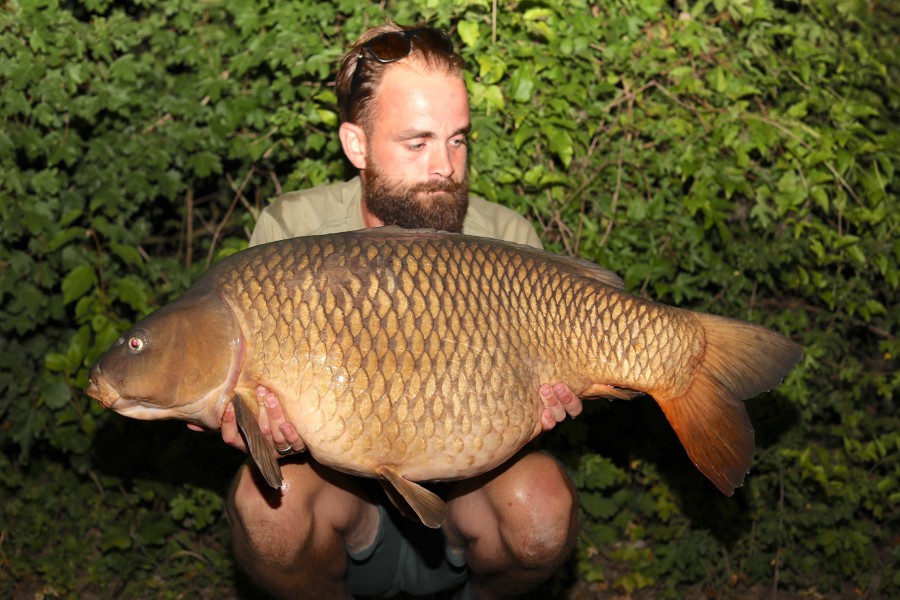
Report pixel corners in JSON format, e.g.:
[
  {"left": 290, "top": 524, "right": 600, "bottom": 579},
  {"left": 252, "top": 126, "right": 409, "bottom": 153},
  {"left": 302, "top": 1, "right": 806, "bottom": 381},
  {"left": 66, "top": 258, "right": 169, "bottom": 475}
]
[
  {"left": 543, "top": 253, "right": 624, "bottom": 289},
  {"left": 233, "top": 391, "right": 284, "bottom": 490},
  {"left": 360, "top": 226, "right": 625, "bottom": 290},
  {"left": 375, "top": 465, "right": 448, "bottom": 529}
]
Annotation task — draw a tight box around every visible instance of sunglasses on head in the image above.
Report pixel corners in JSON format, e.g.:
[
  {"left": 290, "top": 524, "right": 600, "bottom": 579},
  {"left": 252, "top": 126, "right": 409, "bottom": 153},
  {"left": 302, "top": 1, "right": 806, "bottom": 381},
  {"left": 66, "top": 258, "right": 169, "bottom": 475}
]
[
  {"left": 347, "top": 27, "right": 455, "bottom": 107},
  {"left": 358, "top": 27, "right": 454, "bottom": 63}
]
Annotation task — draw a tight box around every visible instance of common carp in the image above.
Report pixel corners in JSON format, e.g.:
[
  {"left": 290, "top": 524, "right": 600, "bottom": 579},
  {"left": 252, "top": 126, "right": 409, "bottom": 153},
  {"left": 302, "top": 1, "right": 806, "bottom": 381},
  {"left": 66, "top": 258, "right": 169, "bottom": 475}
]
[{"left": 86, "top": 227, "right": 802, "bottom": 528}]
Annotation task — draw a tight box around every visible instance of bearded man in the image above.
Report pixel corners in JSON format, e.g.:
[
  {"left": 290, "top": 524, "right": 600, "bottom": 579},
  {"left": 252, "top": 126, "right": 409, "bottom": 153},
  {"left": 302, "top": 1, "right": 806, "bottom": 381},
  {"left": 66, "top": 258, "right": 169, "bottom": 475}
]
[{"left": 219, "top": 23, "right": 584, "bottom": 600}]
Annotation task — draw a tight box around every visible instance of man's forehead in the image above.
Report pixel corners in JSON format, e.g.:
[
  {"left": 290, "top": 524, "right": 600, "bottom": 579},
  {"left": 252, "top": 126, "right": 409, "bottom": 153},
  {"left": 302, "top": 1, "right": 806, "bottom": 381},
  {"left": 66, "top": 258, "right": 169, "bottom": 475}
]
[
  {"left": 369, "top": 61, "right": 469, "bottom": 133},
  {"left": 377, "top": 57, "right": 465, "bottom": 90}
]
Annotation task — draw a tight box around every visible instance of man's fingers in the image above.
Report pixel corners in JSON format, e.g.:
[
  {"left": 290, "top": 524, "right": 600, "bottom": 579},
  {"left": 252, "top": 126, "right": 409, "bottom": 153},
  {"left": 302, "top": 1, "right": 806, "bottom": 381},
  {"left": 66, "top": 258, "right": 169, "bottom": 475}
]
[
  {"left": 539, "top": 384, "right": 567, "bottom": 424},
  {"left": 259, "top": 387, "right": 307, "bottom": 455},
  {"left": 540, "top": 408, "right": 557, "bottom": 431},
  {"left": 538, "top": 383, "right": 584, "bottom": 432},
  {"left": 279, "top": 422, "right": 307, "bottom": 453},
  {"left": 553, "top": 383, "right": 583, "bottom": 418},
  {"left": 221, "top": 402, "right": 249, "bottom": 452},
  {"left": 254, "top": 387, "right": 290, "bottom": 456},
  {"left": 538, "top": 385, "right": 566, "bottom": 431}
]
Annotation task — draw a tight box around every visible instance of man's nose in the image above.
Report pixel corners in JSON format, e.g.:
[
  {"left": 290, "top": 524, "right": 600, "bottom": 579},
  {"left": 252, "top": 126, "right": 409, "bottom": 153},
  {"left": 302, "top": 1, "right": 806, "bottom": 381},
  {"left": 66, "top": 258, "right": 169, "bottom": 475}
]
[{"left": 429, "top": 145, "right": 454, "bottom": 178}]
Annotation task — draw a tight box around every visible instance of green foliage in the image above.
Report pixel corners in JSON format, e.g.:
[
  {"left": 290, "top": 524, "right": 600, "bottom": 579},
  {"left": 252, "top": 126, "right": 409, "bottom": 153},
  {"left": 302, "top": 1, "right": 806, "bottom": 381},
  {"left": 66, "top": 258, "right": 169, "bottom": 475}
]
[
  {"left": 1, "top": 0, "right": 897, "bottom": 598},
  {"left": 0, "top": 450, "right": 235, "bottom": 598}
]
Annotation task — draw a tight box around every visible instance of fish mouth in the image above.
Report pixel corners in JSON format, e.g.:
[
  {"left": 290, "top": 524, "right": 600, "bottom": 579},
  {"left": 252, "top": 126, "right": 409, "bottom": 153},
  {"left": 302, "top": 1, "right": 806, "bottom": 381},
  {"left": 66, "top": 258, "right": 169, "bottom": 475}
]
[{"left": 86, "top": 366, "right": 120, "bottom": 409}]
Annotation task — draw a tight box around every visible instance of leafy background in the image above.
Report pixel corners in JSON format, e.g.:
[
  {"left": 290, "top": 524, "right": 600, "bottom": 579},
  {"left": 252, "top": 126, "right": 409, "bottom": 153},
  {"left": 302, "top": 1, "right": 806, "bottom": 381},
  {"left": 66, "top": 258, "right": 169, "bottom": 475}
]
[{"left": 1, "top": 0, "right": 897, "bottom": 598}]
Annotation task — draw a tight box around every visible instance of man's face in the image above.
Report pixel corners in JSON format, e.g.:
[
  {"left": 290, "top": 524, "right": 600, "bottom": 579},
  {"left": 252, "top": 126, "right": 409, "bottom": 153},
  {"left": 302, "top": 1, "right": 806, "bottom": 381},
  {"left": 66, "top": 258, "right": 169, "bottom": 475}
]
[{"left": 362, "top": 60, "right": 471, "bottom": 232}]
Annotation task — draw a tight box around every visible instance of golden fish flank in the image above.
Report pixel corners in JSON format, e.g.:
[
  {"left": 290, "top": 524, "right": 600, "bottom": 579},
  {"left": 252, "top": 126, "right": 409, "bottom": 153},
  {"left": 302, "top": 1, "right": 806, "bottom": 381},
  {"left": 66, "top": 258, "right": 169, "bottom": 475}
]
[{"left": 86, "top": 227, "right": 802, "bottom": 529}]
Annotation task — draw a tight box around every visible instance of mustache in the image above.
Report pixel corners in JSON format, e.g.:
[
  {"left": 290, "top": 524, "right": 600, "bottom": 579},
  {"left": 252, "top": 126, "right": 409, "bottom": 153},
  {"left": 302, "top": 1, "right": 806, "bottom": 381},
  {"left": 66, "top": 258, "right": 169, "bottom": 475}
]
[{"left": 409, "top": 179, "right": 464, "bottom": 194}]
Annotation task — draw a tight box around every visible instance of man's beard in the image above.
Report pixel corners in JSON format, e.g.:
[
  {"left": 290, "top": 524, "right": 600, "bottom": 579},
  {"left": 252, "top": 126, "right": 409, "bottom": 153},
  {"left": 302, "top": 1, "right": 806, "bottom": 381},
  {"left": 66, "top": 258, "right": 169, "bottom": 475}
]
[{"left": 363, "top": 159, "right": 469, "bottom": 233}]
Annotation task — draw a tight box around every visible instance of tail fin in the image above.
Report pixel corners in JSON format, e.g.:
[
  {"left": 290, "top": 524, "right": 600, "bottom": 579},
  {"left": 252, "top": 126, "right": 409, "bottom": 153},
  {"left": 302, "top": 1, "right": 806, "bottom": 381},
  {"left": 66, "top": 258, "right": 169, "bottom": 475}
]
[{"left": 656, "top": 313, "right": 802, "bottom": 495}]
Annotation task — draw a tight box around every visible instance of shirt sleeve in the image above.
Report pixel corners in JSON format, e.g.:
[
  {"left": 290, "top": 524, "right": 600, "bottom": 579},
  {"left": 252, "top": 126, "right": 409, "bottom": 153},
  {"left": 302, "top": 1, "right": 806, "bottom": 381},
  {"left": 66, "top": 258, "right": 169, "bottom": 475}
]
[
  {"left": 464, "top": 197, "right": 544, "bottom": 249},
  {"left": 248, "top": 179, "right": 363, "bottom": 247},
  {"left": 248, "top": 208, "right": 288, "bottom": 247}
]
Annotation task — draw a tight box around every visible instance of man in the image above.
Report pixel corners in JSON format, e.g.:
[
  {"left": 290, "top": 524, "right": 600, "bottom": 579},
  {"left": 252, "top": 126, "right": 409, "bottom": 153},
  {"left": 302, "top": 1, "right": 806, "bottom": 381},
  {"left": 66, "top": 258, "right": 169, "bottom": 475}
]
[{"left": 220, "top": 23, "right": 583, "bottom": 600}]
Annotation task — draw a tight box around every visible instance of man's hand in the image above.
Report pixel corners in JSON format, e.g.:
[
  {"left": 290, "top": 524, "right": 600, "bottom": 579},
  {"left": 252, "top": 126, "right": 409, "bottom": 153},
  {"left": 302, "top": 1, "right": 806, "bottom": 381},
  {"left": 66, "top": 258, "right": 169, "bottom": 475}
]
[
  {"left": 189, "top": 387, "right": 306, "bottom": 456},
  {"left": 539, "top": 383, "right": 583, "bottom": 431}
]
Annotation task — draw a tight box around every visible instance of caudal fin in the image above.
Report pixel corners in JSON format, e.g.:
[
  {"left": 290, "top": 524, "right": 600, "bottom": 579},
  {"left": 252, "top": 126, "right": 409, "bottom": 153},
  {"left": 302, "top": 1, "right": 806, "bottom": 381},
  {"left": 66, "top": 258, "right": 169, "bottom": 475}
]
[{"left": 656, "top": 313, "right": 802, "bottom": 495}]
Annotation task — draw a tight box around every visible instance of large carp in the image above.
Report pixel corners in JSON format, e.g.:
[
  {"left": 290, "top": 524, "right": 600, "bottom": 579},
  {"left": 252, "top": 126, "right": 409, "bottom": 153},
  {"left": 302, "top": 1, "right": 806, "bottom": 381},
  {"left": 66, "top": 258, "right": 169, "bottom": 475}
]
[{"left": 87, "top": 227, "right": 801, "bottom": 527}]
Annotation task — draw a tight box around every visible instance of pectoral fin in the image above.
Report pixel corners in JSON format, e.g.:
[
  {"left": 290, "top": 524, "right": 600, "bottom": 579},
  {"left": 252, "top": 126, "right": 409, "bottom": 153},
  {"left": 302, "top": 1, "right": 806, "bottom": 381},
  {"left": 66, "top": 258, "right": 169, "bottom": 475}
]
[
  {"left": 233, "top": 393, "right": 284, "bottom": 490},
  {"left": 375, "top": 466, "right": 448, "bottom": 529},
  {"left": 582, "top": 383, "right": 643, "bottom": 401}
]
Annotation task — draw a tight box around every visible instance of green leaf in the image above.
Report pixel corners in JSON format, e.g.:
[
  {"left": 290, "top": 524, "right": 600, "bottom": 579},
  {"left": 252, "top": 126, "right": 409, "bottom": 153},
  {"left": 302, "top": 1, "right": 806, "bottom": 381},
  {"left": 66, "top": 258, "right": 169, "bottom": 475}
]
[
  {"left": 514, "top": 124, "right": 537, "bottom": 150},
  {"left": 47, "top": 227, "right": 84, "bottom": 252},
  {"left": 42, "top": 380, "right": 71, "bottom": 410},
  {"left": 61, "top": 265, "right": 98, "bottom": 305},
  {"left": 581, "top": 493, "right": 619, "bottom": 519},
  {"left": 483, "top": 84, "right": 505, "bottom": 111},
  {"left": 101, "top": 527, "right": 133, "bottom": 552},
  {"left": 457, "top": 20, "right": 479, "bottom": 48},
  {"left": 186, "top": 152, "right": 223, "bottom": 178},
  {"left": 509, "top": 67, "right": 535, "bottom": 103},
  {"left": 541, "top": 124, "right": 574, "bottom": 168},
  {"left": 315, "top": 108, "right": 338, "bottom": 127},
  {"left": 110, "top": 241, "right": 144, "bottom": 266},
  {"left": 45, "top": 353, "right": 69, "bottom": 372},
  {"left": 115, "top": 277, "right": 149, "bottom": 312},
  {"left": 109, "top": 54, "right": 138, "bottom": 83},
  {"left": 523, "top": 8, "right": 554, "bottom": 21},
  {"left": 476, "top": 55, "right": 506, "bottom": 85}
]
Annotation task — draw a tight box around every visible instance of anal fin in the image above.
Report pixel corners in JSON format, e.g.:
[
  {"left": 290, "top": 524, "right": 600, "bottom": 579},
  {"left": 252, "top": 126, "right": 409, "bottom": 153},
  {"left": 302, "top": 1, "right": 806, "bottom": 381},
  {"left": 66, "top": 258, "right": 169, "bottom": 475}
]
[
  {"left": 233, "top": 392, "right": 284, "bottom": 490},
  {"left": 375, "top": 466, "right": 448, "bottom": 529}
]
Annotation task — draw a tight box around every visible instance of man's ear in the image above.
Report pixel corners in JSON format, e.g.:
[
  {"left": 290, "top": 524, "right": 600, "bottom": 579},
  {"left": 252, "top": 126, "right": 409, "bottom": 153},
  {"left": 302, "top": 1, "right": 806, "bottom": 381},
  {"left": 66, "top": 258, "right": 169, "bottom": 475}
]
[{"left": 339, "top": 122, "right": 367, "bottom": 169}]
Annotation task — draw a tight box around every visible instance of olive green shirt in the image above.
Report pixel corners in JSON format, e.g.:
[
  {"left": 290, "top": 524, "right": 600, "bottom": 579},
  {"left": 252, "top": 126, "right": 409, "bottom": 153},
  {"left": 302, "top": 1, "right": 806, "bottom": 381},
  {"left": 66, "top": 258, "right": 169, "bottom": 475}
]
[{"left": 249, "top": 177, "right": 542, "bottom": 249}]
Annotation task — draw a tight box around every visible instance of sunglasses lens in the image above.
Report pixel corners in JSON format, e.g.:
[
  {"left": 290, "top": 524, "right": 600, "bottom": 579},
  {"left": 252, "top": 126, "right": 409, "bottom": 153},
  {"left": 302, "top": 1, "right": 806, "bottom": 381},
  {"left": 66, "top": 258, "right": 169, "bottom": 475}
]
[
  {"left": 413, "top": 28, "right": 454, "bottom": 54},
  {"left": 366, "top": 31, "right": 414, "bottom": 62},
  {"left": 365, "top": 28, "right": 454, "bottom": 63}
]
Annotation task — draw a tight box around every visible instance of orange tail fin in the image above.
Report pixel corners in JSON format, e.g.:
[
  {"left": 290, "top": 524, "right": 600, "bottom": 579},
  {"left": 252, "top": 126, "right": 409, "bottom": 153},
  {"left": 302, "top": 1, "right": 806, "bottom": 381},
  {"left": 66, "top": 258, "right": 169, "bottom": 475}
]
[{"left": 656, "top": 313, "right": 802, "bottom": 495}]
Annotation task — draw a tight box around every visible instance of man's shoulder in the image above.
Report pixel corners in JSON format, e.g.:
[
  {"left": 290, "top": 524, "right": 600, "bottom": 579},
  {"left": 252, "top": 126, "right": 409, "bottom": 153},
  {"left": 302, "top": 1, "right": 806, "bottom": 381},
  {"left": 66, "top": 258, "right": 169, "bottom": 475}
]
[
  {"left": 464, "top": 196, "right": 543, "bottom": 249},
  {"left": 269, "top": 178, "right": 360, "bottom": 213},
  {"left": 250, "top": 178, "right": 363, "bottom": 245}
]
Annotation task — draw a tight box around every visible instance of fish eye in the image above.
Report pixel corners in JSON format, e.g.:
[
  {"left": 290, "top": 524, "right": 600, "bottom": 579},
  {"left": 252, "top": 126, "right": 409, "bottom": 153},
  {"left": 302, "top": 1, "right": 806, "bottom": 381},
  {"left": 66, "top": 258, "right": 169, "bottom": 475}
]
[{"left": 128, "top": 336, "right": 146, "bottom": 353}]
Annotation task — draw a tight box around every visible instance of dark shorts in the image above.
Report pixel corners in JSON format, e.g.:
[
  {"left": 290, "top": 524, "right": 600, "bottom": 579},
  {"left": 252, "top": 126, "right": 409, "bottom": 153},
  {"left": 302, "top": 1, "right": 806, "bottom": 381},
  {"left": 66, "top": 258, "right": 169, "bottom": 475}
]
[{"left": 345, "top": 484, "right": 468, "bottom": 598}]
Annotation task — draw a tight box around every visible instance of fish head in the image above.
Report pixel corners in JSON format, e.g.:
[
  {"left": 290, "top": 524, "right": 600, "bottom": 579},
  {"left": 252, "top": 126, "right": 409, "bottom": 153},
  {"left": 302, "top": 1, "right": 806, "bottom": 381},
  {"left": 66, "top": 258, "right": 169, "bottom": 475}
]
[{"left": 86, "top": 292, "right": 244, "bottom": 429}]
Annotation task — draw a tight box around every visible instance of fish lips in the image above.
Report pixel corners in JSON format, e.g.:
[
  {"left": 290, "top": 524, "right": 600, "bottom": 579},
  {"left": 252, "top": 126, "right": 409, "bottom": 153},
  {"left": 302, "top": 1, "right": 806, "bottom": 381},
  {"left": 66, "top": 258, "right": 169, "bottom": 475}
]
[{"left": 86, "top": 365, "right": 121, "bottom": 409}]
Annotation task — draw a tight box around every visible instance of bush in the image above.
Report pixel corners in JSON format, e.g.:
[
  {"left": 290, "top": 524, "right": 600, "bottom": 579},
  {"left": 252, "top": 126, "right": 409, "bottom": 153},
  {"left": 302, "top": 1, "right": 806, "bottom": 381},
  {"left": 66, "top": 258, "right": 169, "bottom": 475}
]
[{"left": 1, "top": 0, "right": 897, "bottom": 597}]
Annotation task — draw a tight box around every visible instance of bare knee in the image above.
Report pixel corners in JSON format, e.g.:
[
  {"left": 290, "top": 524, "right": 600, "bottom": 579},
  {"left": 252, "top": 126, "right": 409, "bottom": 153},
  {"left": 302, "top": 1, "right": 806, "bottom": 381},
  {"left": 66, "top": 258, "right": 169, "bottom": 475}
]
[
  {"left": 499, "top": 454, "right": 577, "bottom": 568},
  {"left": 448, "top": 451, "right": 578, "bottom": 572},
  {"left": 227, "top": 459, "right": 380, "bottom": 574},
  {"left": 226, "top": 460, "right": 380, "bottom": 599},
  {"left": 226, "top": 462, "right": 316, "bottom": 566}
]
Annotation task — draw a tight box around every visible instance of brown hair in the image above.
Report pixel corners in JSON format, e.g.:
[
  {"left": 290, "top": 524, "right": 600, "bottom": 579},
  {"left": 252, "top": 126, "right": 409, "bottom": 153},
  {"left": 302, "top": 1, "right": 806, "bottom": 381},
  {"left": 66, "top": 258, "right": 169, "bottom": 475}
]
[{"left": 335, "top": 22, "right": 465, "bottom": 129}]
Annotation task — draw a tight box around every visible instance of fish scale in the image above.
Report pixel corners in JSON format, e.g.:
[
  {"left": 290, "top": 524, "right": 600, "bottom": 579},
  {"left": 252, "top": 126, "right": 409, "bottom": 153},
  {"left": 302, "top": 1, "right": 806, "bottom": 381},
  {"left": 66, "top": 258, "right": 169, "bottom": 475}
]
[{"left": 87, "top": 227, "right": 802, "bottom": 528}]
